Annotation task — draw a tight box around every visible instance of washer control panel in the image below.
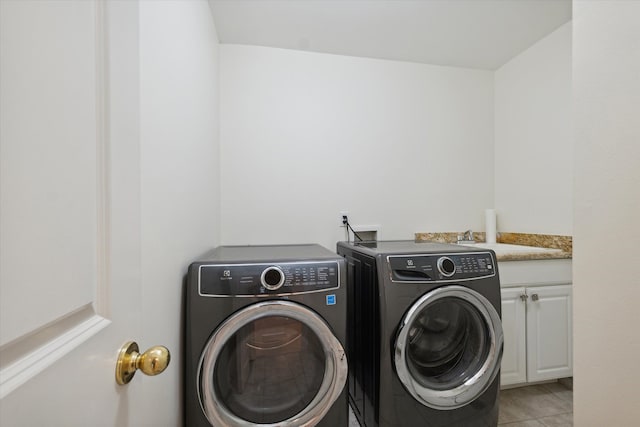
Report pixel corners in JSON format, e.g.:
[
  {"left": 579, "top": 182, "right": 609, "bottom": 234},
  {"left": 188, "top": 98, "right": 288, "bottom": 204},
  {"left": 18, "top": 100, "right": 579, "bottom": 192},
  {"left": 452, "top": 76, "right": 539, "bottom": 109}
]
[
  {"left": 199, "top": 261, "right": 340, "bottom": 296},
  {"left": 388, "top": 252, "right": 495, "bottom": 283}
]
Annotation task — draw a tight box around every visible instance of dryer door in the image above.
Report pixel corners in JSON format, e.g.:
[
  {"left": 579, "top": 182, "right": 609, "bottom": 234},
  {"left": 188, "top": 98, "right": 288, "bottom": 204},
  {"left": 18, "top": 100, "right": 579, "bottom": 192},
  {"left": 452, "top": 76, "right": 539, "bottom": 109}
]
[
  {"left": 394, "top": 285, "right": 503, "bottom": 410},
  {"left": 198, "top": 300, "right": 348, "bottom": 427}
]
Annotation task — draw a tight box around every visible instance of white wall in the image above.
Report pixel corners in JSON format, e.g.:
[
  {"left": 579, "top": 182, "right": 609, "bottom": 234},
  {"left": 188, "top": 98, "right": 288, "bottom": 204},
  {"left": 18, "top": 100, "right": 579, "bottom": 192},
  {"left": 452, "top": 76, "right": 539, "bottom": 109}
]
[
  {"left": 494, "top": 23, "right": 572, "bottom": 235},
  {"left": 220, "top": 46, "right": 494, "bottom": 250},
  {"left": 139, "top": 0, "right": 220, "bottom": 423},
  {"left": 573, "top": 1, "right": 640, "bottom": 424}
]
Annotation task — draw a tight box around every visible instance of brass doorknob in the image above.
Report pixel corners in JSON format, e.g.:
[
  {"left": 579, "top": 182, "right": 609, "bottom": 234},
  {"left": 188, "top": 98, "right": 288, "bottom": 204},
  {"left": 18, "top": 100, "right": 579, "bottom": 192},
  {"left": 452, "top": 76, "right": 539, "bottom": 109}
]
[{"left": 116, "top": 341, "right": 170, "bottom": 385}]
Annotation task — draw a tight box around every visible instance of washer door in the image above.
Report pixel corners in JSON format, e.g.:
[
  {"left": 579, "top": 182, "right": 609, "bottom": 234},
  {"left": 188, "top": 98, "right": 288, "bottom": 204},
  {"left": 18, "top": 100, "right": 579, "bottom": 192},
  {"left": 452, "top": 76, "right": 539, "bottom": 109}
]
[
  {"left": 394, "top": 285, "right": 503, "bottom": 410},
  {"left": 199, "top": 300, "right": 348, "bottom": 426}
]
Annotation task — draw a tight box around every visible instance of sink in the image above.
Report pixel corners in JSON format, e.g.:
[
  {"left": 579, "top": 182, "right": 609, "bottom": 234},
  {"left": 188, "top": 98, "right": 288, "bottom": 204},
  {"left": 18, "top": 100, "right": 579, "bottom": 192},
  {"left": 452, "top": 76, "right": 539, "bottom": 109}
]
[{"left": 458, "top": 242, "right": 563, "bottom": 254}]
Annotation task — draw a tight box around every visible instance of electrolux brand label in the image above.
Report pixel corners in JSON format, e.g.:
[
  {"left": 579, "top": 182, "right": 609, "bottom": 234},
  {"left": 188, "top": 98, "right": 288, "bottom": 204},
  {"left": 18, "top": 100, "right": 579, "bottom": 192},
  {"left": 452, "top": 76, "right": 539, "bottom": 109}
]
[{"left": 326, "top": 294, "right": 336, "bottom": 305}]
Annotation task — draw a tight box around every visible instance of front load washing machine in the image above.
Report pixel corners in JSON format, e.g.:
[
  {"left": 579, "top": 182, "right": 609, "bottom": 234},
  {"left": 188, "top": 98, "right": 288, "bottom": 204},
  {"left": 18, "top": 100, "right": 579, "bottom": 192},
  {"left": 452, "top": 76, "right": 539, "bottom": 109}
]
[
  {"left": 185, "top": 244, "right": 348, "bottom": 427},
  {"left": 337, "top": 240, "right": 503, "bottom": 427}
]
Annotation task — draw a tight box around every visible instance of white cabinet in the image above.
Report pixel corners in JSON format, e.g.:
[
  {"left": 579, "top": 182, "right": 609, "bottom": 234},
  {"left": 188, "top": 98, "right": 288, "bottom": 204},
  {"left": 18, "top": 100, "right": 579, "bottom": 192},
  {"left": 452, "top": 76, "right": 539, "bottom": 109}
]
[
  {"left": 526, "top": 284, "right": 573, "bottom": 382},
  {"left": 498, "top": 259, "right": 572, "bottom": 387},
  {"left": 500, "top": 287, "right": 527, "bottom": 385}
]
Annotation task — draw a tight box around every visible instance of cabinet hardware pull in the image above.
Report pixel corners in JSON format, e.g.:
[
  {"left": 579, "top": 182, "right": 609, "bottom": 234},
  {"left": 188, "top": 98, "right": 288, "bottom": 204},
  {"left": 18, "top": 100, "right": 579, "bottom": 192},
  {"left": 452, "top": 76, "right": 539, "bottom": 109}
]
[
  {"left": 520, "top": 294, "right": 528, "bottom": 301},
  {"left": 531, "top": 294, "right": 539, "bottom": 302}
]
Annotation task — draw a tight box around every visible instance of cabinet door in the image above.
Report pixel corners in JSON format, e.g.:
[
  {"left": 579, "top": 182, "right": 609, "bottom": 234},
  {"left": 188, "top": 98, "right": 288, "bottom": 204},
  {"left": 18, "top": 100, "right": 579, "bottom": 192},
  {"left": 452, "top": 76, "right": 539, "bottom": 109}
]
[
  {"left": 526, "top": 285, "right": 573, "bottom": 382},
  {"left": 500, "top": 287, "right": 527, "bottom": 386}
]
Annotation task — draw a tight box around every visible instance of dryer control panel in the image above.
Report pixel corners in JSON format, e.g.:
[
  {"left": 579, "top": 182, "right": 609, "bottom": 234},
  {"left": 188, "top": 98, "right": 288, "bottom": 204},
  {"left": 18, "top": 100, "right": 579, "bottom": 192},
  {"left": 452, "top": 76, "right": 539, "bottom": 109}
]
[
  {"left": 387, "top": 252, "right": 496, "bottom": 283},
  {"left": 199, "top": 261, "right": 340, "bottom": 296}
]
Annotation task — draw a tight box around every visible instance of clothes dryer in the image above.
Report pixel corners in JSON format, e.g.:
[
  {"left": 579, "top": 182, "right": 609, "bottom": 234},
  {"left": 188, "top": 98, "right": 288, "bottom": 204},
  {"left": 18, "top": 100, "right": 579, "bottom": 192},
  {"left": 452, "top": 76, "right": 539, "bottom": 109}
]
[
  {"left": 337, "top": 240, "right": 503, "bottom": 427},
  {"left": 185, "top": 244, "right": 348, "bottom": 427}
]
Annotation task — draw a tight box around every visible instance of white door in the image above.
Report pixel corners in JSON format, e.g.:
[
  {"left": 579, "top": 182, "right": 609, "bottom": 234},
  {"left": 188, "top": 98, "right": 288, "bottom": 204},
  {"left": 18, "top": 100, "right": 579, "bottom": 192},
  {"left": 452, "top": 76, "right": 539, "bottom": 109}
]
[{"left": 1, "top": 1, "right": 172, "bottom": 424}]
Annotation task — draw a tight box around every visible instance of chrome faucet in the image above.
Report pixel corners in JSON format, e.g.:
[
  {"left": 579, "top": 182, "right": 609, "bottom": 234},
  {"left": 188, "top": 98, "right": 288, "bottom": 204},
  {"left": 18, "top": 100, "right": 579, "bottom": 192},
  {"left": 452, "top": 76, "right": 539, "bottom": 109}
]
[{"left": 457, "top": 229, "right": 475, "bottom": 243}]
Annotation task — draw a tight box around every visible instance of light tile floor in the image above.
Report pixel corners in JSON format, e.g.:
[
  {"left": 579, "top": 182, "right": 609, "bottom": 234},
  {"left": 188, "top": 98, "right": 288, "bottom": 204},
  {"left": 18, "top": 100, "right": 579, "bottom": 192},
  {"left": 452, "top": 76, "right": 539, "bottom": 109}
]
[
  {"left": 498, "top": 382, "right": 573, "bottom": 427},
  {"left": 347, "top": 382, "right": 573, "bottom": 427}
]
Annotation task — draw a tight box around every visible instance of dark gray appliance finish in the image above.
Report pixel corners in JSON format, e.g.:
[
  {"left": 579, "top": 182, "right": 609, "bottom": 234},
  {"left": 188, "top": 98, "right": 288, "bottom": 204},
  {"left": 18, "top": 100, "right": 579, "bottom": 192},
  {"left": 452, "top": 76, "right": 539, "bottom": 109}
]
[
  {"left": 337, "top": 240, "right": 504, "bottom": 427},
  {"left": 185, "top": 244, "right": 348, "bottom": 427}
]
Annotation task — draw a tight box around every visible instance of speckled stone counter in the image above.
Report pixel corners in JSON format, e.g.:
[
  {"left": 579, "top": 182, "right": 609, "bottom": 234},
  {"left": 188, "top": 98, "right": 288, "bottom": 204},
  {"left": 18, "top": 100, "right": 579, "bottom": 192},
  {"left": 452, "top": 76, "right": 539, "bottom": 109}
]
[{"left": 414, "top": 232, "right": 572, "bottom": 261}]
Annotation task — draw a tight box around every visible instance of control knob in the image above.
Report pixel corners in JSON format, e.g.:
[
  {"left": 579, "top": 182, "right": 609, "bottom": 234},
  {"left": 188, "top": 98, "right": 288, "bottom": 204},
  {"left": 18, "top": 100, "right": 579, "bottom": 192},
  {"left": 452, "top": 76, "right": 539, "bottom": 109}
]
[
  {"left": 437, "top": 257, "right": 456, "bottom": 277},
  {"left": 261, "top": 266, "right": 285, "bottom": 290}
]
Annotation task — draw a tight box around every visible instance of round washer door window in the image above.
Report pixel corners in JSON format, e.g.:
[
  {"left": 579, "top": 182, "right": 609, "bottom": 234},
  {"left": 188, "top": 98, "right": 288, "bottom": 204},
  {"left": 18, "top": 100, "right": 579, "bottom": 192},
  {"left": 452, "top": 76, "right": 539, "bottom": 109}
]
[
  {"left": 199, "top": 300, "right": 348, "bottom": 427},
  {"left": 394, "top": 285, "right": 503, "bottom": 410}
]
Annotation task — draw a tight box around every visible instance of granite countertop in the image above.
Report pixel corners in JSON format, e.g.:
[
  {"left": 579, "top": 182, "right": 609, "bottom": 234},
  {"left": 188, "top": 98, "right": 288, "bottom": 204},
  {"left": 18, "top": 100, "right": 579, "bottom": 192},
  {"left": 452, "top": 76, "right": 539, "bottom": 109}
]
[{"left": 414, "top": 232, "right": 572, "bottom": 261}]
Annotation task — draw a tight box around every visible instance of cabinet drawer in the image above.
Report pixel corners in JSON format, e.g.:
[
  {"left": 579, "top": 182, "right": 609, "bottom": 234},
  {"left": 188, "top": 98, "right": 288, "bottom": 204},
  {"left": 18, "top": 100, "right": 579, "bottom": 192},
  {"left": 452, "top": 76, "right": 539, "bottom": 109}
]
[{"left": 498, "top": 259, "right": 572, "bottom": 287}]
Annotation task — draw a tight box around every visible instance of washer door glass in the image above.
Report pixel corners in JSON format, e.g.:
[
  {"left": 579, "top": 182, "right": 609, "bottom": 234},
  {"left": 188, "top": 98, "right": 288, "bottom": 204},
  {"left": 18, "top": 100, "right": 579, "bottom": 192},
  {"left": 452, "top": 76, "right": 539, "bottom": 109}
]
[
  {"left": 394, "top": 285, "right": 503, "bottom": 410},
  {"left": 199, "top": 300, "right": 348, "bottom": 427}
]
